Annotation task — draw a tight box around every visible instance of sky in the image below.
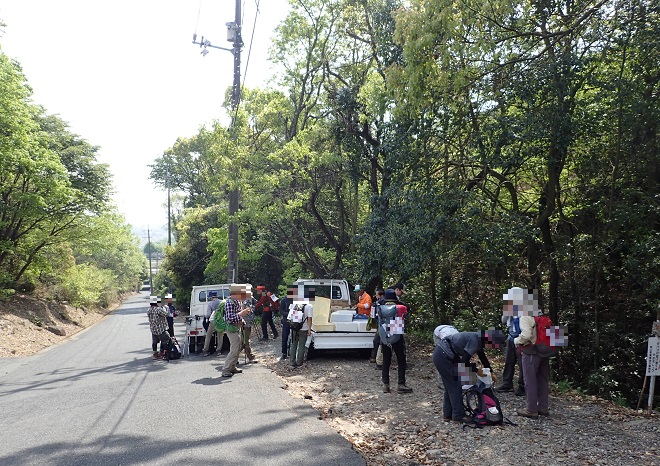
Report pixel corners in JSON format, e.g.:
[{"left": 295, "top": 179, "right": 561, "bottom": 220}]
[{"left": 0, "top": 0, "right": 290, "bottom": 243}]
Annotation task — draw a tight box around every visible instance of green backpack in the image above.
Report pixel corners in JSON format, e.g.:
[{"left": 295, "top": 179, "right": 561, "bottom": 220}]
[{"left": 213, "top": 299, "right": 238, "bottom": 333}]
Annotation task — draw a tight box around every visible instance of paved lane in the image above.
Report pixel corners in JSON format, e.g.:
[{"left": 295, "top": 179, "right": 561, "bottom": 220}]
[{"left": 0, "top": 292, "right": 365, "bottom": 466}]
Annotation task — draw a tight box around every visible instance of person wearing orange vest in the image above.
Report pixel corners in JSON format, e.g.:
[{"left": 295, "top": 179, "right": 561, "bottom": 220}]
[{"left": 354, "top": 285, "right": 372, "bottom": 316}]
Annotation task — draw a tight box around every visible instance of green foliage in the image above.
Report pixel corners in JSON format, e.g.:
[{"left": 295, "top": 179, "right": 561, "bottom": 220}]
[
  {"left": 151, "top": 0, "right": 657, "bottom": 408},
  {"left": 0, "top": 50, "right": 142, "bottom": 307},
  {"left": 143, "top": 240, "right": 165, "bottom": 256},
  {"left": 57, "top": 263, "right": 115, "bottom": 308}
]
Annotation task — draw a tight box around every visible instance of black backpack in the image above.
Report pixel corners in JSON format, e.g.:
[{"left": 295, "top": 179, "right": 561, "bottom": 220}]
[
  {"left": 287, "top": 304, "right": 306, "bottom": 331},
  {"left": 463, "top": 382, "right": 516, "bottom": 428},
  {"left": 166, "top": 337, "right": 182, "bottom": 361}
]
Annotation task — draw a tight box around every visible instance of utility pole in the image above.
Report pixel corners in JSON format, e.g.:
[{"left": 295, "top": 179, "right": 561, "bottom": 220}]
[
  {"left": 167, "top": 171, "right": 171, "bottom": 247},
  {"left": 192, "top": 0, "right": 242, "bottom": 284},
  {"left": 147, "top": 227, "right": 153, "bottom": 293},
  {"left": 166, "top": 171, "right": 172, "bottom": 294}
]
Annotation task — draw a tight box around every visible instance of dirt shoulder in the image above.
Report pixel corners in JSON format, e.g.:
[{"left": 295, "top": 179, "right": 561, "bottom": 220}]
[
  {"left": 0, "top": 294, "right": 115, "bottom": 358},
  {"left": 3, "top": 300, "right": 658, "bottom": 465},
  {"left": 250, "top": 337, "right": 660, "bottom": 466}
]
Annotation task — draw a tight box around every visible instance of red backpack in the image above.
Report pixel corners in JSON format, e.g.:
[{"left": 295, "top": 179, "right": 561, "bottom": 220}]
[{"left": 534, "top": 315, "right": 559, "bottom": 358}]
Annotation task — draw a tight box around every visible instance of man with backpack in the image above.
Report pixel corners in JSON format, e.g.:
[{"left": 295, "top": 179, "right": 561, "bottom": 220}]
[
  {"left": 514, "top": 288, "right": 561, "bottom": 418},
  {"left": 288, "top": 288, "right": 313, "bottom": 369},
  {"left": 433, "top": 329, "right": 505, "bottom": 423},
  {"left": 378, "top": 289, "right": 412, "bottom": 394},
  {"left": 495, "top": 287, "right": 526, "bottom": 396},
  {"left": 147, "top": 296, "right": 170, "bottom": 359}
]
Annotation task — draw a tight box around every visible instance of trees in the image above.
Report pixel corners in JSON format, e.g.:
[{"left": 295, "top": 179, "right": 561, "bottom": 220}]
[
  {"left": 0, "top": 51, "right": 143, "bottom": 305},
  {"left": 150, "top": 0, "right": 657, "bottom": 404}
]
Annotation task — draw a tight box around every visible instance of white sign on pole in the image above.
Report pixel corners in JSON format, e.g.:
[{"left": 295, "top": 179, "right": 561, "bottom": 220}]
[{"left": 646, "top": 336, "right": 660, "bottom": 376}]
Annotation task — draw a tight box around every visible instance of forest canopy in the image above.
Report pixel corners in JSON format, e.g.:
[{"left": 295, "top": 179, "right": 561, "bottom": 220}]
[{"left": 150, "top": 0, "right": 659, "bottom": 406}]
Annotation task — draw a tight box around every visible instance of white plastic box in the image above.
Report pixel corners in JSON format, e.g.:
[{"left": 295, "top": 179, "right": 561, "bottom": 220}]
[{"left": 330, "top": 310, "right": 356, "bottom": 323}]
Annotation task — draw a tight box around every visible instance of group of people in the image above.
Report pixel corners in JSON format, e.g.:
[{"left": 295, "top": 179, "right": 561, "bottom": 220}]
[
  {"left": 359, "top": 282, "right": 555, "bottom": 423},
  {"left": 198, "top": 283, "right": 311, "bottom": 376},
  {"left": 147, "top": 281, "right": 554, "bottom": 424},
  {"left": 432, "top": 286, "right": 554, "bottom": 423},
  {"left": 146, "top": 294, "right": 177, "bottom": 359}
]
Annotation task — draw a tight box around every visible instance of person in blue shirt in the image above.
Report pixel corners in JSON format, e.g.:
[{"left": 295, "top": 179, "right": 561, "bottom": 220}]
[{"left": 496, "top": 287, "right": 526, "bottom": 396}]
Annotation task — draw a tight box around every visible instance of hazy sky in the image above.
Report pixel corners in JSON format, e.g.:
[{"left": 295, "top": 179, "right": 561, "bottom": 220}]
[{"left": 0, "top": 0, "right": 290, "bottom": 242}]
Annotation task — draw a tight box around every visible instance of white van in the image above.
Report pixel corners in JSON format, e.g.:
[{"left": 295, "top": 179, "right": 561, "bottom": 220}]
[{"left": 185, "top": 284, "right": 232, "bottom": 354}]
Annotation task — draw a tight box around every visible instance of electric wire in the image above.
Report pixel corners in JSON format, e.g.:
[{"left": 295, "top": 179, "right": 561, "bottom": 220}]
[{"left": 194, "top": 0, "right": 202, "bottom": 34}]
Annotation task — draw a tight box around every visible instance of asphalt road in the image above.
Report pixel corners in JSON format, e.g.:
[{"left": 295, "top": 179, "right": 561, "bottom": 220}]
[{"left": 0, "top": 292, "right": 365, "bottom": 466}]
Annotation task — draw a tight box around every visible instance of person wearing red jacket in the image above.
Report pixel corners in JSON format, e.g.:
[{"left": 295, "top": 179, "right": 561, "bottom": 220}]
[{"left": 256, "top": 286, "right": 278, "bottom": 340}]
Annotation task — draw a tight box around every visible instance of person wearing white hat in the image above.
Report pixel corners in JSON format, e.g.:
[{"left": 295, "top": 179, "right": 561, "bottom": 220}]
[
  {"left": 148, "top": 296, "right": 170, "bottom": 359},
  {"left": 165, "top": 293, "right": 177, "bottom": 337}
]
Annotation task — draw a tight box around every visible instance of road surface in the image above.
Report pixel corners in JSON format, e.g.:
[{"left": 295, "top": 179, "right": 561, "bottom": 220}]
[{"left": 0, "top": 292, "right": 365, "bottom": 466}]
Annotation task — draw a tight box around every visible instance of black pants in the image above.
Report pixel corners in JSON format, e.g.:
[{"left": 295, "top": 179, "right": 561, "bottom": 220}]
[
  {"left": 281, "top": 319, "right": 290, "bottom": 356},
  {"left": 166, "top": 316, "right": 174, "bottom": 337},
  {"left": 371, "top": 332, "right": 381, "bottom": 358},
  {"left": 501, "top": 337, "right": 524, "bottom": 389},
  {"left": 151, "top": 331, "right": 170, "bottom": 352},
  {"left": 381, "top": 337, "right": 406, "bottom": 385},
  {"left": 261, "top": 311, "right": 278, "bottom": 339}
]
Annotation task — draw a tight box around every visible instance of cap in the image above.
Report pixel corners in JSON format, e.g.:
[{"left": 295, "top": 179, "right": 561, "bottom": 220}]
[
  {"left": 149, "top": 296, "right": 158, "bottom": 304},
  {"left": 484, "top": 329, "right": 506, "bottom": 348},
  {"left": 165, "top": 293, "right": 173, "bottom": 299},
  {"left": 208, "top": 291, "right": 218, "bottom": 298},
  {"left": 156, "top": 296, "right": 162, "bottom": 303},
  {"left": 354, "top": 285, "right": 361, "bottom": 292},
  {"left": 384, "top": 289, "right": 397, "bottom": 301},
  {"left": 503, "top": 287, "right": 525, "bottom": 303}
]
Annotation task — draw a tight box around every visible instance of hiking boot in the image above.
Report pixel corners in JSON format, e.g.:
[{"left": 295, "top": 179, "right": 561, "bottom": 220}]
[
  {"left": 538, "top": 409, "right": 550, "bottom": 416},
  {"left": 273, "top": 332, "right": 279, "bottom": 338},
  {"left": 495, "top": 384, "right": 513, "bottom": 392},
  {"left": 231, "top": 368, "right": 243, "bottom": 374},
  {"left": 452, "top": 415, "right": 472, "bottom": 424},
  {"left": 383, "top": 384, "right": 390, "bottom": 393},
  {"left": 248, "top": 358, "right": 258, "bottom": 364},
  {"left": 443, "top": 417, "right": 452, "bottom": 422},
  {"left": 221, "top": 372, "right": 233, "bottom": 378},
  {"left": 369, "top": 357, "right": 376, "bottom": 364},
  {"left": 280, "top": 354, "right": 288, "bottom": 361},
  {"left": 514, "top": 387, "right": 526, "bottom": 397},
  {"left": 516, "top": 408, "right": 538, "bottom": 419},
  {"left": 397, "top": 384, "right": 413, "bottom": 394}
]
